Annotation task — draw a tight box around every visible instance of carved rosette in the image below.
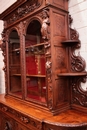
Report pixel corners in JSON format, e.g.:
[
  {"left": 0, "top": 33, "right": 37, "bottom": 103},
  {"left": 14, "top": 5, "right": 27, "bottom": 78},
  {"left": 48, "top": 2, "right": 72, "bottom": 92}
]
[
  {"left": 72, "top": 77, "right": 87, "bottom": 107},
  {"left": 40, "top": 8, "right": 53, "bottom": 110},
  {"left": 69, "top": 15, "right": 86, "bottom": 72},
  {"left": 7, "top": 0, "right": 43, "bottom": 26}
]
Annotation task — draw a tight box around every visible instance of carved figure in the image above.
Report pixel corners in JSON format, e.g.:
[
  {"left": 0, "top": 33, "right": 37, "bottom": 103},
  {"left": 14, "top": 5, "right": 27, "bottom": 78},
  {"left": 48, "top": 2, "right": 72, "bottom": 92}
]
[{"left": 41, "top": 10, "right": 50, "bottom": 40}]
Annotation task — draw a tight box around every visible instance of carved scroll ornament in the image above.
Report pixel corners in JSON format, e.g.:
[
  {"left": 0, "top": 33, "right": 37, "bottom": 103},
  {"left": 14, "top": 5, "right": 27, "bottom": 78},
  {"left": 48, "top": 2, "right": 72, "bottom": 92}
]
[
  {"left": 69, "top": 15, "right": 86, "bottom": 72},
  {"left": 72, "top": 77, "right": 87, "bottom": 107}
]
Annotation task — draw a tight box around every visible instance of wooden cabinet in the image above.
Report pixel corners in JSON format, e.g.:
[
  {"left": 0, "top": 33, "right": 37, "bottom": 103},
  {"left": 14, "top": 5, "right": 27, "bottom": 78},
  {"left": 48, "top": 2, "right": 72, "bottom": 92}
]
[
  {"left": 0, "top": 0, "right": 69, "bottom": 115},
  {"left": 0, "top": 0, "right": 87, "bottom": 129}
]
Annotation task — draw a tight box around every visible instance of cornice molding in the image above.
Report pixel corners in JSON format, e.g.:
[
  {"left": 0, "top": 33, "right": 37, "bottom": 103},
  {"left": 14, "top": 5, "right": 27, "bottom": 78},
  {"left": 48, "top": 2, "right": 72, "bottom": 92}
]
[{"left": 0, "top": 0, "right": 27, "bottom": 20}]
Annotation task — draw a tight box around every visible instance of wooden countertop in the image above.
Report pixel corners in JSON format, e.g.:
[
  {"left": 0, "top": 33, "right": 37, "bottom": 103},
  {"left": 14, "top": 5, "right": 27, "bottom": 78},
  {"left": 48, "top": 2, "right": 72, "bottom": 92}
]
[{"left": 0, "top": 94, "right": 87, "bottom": 128}]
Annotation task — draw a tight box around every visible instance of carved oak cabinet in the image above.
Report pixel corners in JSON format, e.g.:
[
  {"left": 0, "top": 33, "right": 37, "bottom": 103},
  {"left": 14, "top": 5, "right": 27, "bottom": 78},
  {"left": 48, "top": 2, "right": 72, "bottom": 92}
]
[{"left": 0, "top": 0, "right": 87, "bottom": 130}]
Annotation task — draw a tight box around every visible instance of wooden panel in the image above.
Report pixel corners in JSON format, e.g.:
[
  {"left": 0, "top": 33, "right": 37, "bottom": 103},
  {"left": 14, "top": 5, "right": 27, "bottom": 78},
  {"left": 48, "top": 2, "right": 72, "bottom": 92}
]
[
  {"left": 54, "top": 47, "right": 67, "bottom": 72},
  {"left": 53, "top": 12, "right": 66, "bottom": 37},
  {"left": 53, "top": 0, "right": 64, "bottom": 7}
]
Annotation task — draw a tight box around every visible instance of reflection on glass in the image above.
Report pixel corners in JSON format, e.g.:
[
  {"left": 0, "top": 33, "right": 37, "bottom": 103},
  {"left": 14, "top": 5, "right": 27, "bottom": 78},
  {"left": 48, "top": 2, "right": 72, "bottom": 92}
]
[
  {"left": 9, "top": 30, "right": 22, "bottom": 97},
  {"left": 25, "top": 20, "right": 46, "bottom": 103}
]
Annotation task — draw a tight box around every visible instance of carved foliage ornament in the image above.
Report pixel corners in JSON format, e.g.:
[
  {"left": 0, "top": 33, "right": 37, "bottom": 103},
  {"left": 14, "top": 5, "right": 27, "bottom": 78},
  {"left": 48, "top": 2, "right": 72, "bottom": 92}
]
[
  {"left": 1, "top": 29, "right": 8, "bottom": 95},
  {"left": 7, "top": 0, "right": 42, "bottom": 25},
  {"left": 40, "top": 8, "right": 53, "bottom": 110}
]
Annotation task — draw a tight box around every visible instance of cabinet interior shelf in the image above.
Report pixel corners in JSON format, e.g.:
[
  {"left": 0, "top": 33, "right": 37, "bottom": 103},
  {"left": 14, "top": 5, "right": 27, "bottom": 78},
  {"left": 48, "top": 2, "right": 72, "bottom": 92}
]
[
  {"left": 25, "top": 42, "right": 45, "bottom": 49},
  {"left": 57, "top": 72, "right": 87, "bottom": 77},
  {"left": 12, "top": 74, "right": 21, "bottom": 76},
  {"left": 12, "top": 42, "right": 46, "bottom": 52},
  {"left": 12, "top": 74, "right": 46, "bottom": 77},
  {"left": 26, "top": 74, "right": 46, "bottom": 78}
]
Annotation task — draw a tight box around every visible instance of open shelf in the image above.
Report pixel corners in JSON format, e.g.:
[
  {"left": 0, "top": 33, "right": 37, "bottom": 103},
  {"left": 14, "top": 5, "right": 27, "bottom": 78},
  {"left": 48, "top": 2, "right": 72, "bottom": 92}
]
[
  {"left": 12, "top": 42, "right": 46, "bottom": 52},
  {"left": 61, "top": 40, "right": 79, "bottom": 46},
  {"left": 57, "top": 72, "right": 87, "bottom": 77}
]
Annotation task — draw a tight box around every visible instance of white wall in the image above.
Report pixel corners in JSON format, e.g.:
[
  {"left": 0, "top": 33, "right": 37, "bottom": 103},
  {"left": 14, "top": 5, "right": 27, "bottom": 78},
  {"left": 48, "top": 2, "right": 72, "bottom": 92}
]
[
  {"left": 0, "top": 0, "right": 17, "bottom": 14},
  {"left": 69, "top": 0, "right": 87, "bottom": 68}
]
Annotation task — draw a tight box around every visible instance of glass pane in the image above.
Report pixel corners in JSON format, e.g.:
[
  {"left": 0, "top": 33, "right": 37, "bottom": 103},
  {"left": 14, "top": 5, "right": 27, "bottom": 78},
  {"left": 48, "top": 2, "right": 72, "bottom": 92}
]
[
  {"left": 9, "top": 30, "right": 22, "bottom": 97},
  {"left": 25, "top": 20, "right": 46, "bottom": 103}
]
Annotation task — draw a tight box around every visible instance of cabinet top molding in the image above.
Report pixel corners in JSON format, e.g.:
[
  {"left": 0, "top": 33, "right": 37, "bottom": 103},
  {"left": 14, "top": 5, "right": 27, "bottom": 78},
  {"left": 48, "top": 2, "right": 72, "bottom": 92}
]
[
  {"left": 0, "top": 0, "right": 69, "bottom": 20},
  {"left": 0, "top": 0, "right": 28, "bottom": 20}
]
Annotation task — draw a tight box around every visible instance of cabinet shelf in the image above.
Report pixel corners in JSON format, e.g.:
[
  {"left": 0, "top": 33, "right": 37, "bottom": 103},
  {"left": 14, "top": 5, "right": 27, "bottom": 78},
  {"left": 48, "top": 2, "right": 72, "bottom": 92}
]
[
  {"left": 25, "top": 42, "right": 45, "bottom": 49},
  {"left": 12, "top": 42, "right": 46, "bottom": 52},
  {"left": 11, "top": 74, "right": 46, "bottom": 78},
  {"left": 26, "top": 74, "right": 46, "bottom": 78},
  {"left": 12, "top": 74, "right": 21, "bottom": 76},
  {"left": 57, "top": 72, "right": 87, "bottom": 77},
  {"left": 61, "top": 40, "right": 79, "bottom": 46},
  {"left": 10, "top": 64, "right": 20, "bottom": 67}
]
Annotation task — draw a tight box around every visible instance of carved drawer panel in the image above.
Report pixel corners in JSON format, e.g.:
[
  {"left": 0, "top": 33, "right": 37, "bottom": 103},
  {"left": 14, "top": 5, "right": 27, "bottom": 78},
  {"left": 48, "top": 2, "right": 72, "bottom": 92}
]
[
  {"left": 0, "top": 103, "right": 42, "bottom": 130},
  {"left": 1, "top": 114, "right": 15, "bottom": 130}
]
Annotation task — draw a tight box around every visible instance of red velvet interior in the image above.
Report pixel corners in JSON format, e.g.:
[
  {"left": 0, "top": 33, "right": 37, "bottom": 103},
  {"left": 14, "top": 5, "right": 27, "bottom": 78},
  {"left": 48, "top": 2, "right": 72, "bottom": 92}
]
[{"left": 26, "top": 55, "right": 46, "bottom": 75}]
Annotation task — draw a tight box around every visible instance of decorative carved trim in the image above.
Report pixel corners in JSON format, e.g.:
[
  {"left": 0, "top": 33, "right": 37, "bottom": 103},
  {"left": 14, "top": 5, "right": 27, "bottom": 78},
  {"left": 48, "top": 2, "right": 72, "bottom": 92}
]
[
  {"left": 41, "top": 9, "right": 50, "bottom": 40},
  {"left": 72, "top": 77, "right": 87, "bottom": 107},
  {"left": 7, "top": 0, "right": 42, "bottom": 25},
  {"left": 1, "top": 29, "right": 8, "bottom": 95},
  {"left": 40, "top": 8, "right": 53, "bottom": 110},
  {"left": 0, "top": 103, "right": 42, "bottom": 130},
  {"left": 71, "top": 51, "right": 86, "bottom": 72},
  {"left": 69, "top": 15, "right": 86, "bottom": 72},
  {"left": 1, "top": 26, "right": 21, "bottom": 95}
]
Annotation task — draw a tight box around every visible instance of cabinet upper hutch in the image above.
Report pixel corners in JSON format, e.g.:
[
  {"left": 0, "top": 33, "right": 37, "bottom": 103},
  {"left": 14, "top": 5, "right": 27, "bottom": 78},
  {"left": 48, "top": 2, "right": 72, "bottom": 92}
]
[
  {"left": 0, "top": 0, "right": 70, "bottom": 115},
  {"left": 0, "top": 1, "right": 87, "bottom": 129}
]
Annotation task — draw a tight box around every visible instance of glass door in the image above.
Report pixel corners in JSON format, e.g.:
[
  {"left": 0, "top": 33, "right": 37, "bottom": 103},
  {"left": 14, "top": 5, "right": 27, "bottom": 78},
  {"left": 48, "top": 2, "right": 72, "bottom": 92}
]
[
  {"left": 25, "top": 20, "right": 46, "bottom": 103},
  {"left": 9, "top": 30, "right": 22, "bottom": 97}
]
